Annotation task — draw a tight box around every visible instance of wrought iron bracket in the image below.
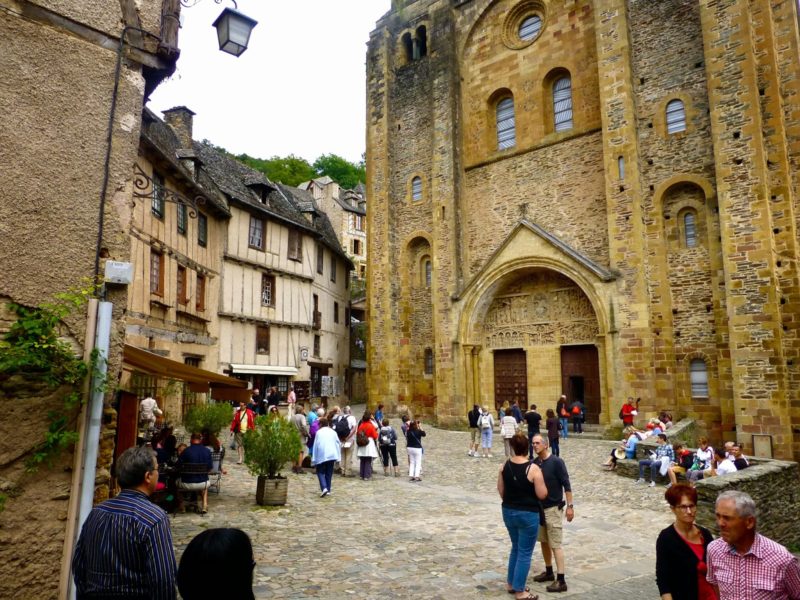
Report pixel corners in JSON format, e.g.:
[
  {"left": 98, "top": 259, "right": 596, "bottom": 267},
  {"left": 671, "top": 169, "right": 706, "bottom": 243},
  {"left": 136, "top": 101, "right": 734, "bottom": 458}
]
[{"left": 133, "top": 163, "right": 206, "bottom": 218}]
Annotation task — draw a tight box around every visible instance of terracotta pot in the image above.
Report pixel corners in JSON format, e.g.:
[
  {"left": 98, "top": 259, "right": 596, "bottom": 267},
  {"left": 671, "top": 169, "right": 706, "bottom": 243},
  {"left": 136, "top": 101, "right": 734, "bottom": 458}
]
[{"left": 256, "top": 475, "right": 288, "bottom": 506}]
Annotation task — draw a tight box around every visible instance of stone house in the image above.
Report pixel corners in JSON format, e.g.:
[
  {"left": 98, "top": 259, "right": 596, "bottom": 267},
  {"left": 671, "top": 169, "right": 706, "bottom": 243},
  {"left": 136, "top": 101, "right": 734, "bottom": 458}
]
[
  {"left": 156, "top": 108, "right": 353, "bottom": 406},
  {"left": 367, "top": 0, "right": 800, "bottom": 461},
  {"left": 0, "top": 2, "right": 184, "bottom": 598}
]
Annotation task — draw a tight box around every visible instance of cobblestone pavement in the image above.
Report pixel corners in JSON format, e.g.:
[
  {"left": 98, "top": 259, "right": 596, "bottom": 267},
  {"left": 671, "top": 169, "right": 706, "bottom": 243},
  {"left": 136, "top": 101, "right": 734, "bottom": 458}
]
[{"left": 170, "top": 418, "right": 672, "bottom": 599}]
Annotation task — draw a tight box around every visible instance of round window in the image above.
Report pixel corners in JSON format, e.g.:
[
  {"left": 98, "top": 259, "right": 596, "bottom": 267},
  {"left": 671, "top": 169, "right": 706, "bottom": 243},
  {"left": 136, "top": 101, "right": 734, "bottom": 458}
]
[{"left": 519, "top": 15, "right": 542, "bottom": 41}]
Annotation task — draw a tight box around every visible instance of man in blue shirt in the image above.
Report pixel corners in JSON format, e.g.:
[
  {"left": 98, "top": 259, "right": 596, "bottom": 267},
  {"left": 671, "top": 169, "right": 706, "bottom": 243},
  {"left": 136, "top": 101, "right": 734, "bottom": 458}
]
[
  {"left": 73, "top": 445, "right": 176, "bottom": 599},
  {"left": 177, "top": 432, "right": 213, "bottom": 513}
]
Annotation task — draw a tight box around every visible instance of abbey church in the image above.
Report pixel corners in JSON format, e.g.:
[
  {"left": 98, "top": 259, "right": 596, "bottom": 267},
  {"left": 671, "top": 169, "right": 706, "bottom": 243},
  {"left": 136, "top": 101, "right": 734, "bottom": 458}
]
[{"left": 366, "top": 0, "right": 800, "bottom": 460}]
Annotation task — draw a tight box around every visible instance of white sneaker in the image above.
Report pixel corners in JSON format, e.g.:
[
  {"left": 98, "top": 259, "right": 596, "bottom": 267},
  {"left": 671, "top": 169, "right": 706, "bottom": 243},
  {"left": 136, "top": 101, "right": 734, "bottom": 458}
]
[
  {"left": 468, "top": 450, "right": 474, "bottom": 456},
  {"left": 320, "top": 489, "right": 329, "bottom": 497},
  {"left": 665, "top": 483, "right": 673, "bottom": 489},
  {"left": 649, "top": 481, "right": 656, "bottom": 488},
  {"left": 487, "top": 454, "right": 493, "bottom": 458},
  {"left": 635, "top": 478, "right": 644, "bottom": 484}
]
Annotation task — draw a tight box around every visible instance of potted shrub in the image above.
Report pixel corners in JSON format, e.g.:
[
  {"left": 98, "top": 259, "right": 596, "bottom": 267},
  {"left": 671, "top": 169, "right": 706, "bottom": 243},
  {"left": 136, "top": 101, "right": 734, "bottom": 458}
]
[
  {"left": 183, "top": 402, "right": 231, "bottom": 437},
  {"left": 242, "top": 414, "right": 302, "bottom": 505}
]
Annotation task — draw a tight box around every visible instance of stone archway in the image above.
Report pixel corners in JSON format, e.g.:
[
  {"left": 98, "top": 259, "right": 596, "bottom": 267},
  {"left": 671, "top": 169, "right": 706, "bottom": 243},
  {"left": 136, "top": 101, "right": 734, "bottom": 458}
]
[{"left": 468, "top": 268, "right": 603, "bottom": 419}]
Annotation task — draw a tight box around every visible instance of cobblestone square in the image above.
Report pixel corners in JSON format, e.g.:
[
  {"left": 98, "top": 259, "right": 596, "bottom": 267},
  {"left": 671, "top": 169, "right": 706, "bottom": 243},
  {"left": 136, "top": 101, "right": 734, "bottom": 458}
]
[{"left": 170, "top": 421, "right": 672, "bottom": 599}]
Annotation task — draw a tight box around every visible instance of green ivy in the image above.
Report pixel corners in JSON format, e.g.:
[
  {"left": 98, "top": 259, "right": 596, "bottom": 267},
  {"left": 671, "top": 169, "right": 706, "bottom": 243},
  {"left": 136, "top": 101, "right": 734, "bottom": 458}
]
[{"left": 0, "top": 283, "right": 96, "bottom": 471}]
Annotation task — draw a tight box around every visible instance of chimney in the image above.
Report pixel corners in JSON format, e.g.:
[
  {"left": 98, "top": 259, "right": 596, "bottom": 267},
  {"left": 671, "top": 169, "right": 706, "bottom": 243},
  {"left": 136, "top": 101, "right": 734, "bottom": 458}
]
[{"left": 163, "top": 106, "right": 195, "bottom": 149}]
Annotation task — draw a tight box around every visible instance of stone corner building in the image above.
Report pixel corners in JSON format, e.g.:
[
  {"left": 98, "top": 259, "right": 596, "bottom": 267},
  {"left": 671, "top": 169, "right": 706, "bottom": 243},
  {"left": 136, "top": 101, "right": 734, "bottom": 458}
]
[{"left": 366, "top": 0, "right": 800, "bottom": 461}]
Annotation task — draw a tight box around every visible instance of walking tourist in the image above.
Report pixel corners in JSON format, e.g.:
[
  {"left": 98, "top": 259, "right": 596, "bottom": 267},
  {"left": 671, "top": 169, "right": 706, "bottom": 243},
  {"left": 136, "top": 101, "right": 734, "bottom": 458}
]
[
  {"left": 707, "top": 491, "right": 800, "bottom": 599},
  {"left": 468, "top": 404, "right": 481, "bottom": 457},
  {"left": 498, "top": 432, "right": 547, "bottom": 600},
  {"left": 556, "top": 395, "right": 569, "bottom": 439},
  {"left": 499, "top": 400, "right": 510, "bottom": 420},
  {"left": 286, "top": 384, "right": 296, "bottom": 419},
  {"left": 356, "top": 410, "right": 379, "bottom": 480},
  {"left": 338, "top": 406, "right": 358, "bottom": 477},
  {"left": 480, "top": 405, "right": 495, "bottom": 458},
  {"left": 511, "top": 399, "right": 523, "bottom": 423},
  {"left": 502, "top": 410, "right": 519, "bottom": 458},
  {"left": 531, "top": 434, "right": 574, "bottom": 593},
  {"left": 635, "top": 433, "right": 674, "bottom": 487},
  {"left": 177, "top": 528, "right": 255, "bottom": 600},
  {"left": 406, "top": 419, "right": 426, "bottom": 481},
  {"left": 138, "top": 394, "right": 163, "bottom": 431},
  {"left": 248, "top": 388, "right": 261, "bottom": 415},
  {"left": 524, "top": 404, "right": 542, "bottom": 459},
  {"left": 655, "top": 484, "right": 716, "bottom": 600},
  {"left": 378, "top": 418, "right": 399, "bottom": 476},
  {"left": 291, "top": 404, "right": 309, "bottom": 474},
  {"left": 230, "top": 399, "right": 255, "bottom": 465},
  {"left": 176, "top": 432, "right": 213, "bottom": 514},
  {"left": 545, "top": 409, "right": 560, "bottom": 457},
  {"left": 375, "top": 403, "right": 385, "bottom": 423},
  {"left": 72, "top": 446, "right": 177, "bottom": 599},
  {"left": 312, "top": 417, "right": 341, "bottom": 497}
]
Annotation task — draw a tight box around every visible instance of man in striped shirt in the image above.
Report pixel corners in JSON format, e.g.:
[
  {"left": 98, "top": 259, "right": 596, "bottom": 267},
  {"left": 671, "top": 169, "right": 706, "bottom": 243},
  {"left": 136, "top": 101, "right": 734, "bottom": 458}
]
[
  {"left": 72, "top": 445, "right": 176, "bottom": 599},
  {"left": 707, "top": 490, "right": 800, "bottom": 600}
]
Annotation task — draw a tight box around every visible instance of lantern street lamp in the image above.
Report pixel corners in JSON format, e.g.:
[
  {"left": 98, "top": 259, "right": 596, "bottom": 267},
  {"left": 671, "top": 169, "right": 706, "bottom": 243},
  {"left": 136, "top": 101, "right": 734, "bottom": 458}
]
[{"left": 212, "top": 3, "right": 258, "bottom": 57}]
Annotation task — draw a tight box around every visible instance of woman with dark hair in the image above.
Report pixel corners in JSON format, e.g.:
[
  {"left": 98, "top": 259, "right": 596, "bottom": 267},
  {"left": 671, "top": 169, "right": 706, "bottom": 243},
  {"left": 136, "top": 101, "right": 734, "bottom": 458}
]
[
  {"left": 177, "top": 528, "right": 255, "bottom": 600},
  {"left": 406, "top": 419, "right": 426, "bottom": 481},
  {"left": 497, "top": 432, "right": 548, "bottom": 600},
  {"left": 356, "top": 410, "right": 379, "bottom": 480},
  {"left": 545, "top": 409, "right": 560, "bottom": 457},
  {"left": 656, "top": 484, "right": 716, "bottom": 600}
]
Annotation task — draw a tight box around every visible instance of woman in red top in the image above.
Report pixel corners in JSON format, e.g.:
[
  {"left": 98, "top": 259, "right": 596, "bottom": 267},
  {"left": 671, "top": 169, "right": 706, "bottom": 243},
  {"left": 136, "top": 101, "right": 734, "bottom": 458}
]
[
  {"left": 656, "top": 484, "right": 717, "bottom": 600},
  {"left": 356, "top": 410, "right": 379, "bottom": 480}
]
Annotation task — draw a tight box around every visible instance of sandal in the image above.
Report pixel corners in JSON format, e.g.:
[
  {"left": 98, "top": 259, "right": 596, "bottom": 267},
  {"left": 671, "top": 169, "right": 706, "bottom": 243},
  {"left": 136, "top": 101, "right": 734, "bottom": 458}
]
[
  {"left": 507, "top": 586, "right": 530, "bottom": 594},
  {"left": 515, "top": 594, "right": 538, "bottom": 600}
]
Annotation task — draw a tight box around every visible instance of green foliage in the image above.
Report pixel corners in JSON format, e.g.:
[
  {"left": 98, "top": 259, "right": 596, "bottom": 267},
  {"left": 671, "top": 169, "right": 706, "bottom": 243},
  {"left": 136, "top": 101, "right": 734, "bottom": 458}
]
[
  {"left": 236, "top": 153, "right": 316, "bottom": 187},
  {"left": 0, "top": 282, "right": 96, "bottom": 470},
  {"left": 183, "top": 402, "right": 232, "bottom": 437},
  {"left": 242, "top": 414, "right": 302, "bottom": 478},
  {"left": 0, "top": 493, "right": 6, "bottom": 513},
  {"left": 312, "top": 153, "right": 366, "bottom": 189}
]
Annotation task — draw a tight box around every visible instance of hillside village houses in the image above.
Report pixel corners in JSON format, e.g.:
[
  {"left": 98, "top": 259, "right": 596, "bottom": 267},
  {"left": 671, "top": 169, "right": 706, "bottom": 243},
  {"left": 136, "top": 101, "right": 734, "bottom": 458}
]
[{"left": 129, "top": 106, "right": 354, "bottom": 420}]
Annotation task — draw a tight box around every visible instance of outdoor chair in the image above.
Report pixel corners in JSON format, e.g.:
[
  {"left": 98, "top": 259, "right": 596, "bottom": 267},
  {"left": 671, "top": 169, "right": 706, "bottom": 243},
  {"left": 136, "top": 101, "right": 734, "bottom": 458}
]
[
  {"left": 176, "top": 462, "right": 210, "bottom": 513},
  {"left": 209, "top": 448, "right": 225, "bottom": 494}
]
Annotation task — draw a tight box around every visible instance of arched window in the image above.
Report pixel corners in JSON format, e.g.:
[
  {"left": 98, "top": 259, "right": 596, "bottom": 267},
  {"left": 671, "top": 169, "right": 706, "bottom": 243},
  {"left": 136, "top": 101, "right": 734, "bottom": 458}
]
[
  {"left": 416, "top": 25, "right": 427, "bottom": 58},
  {"left": 684, "top": 211, "right": 697, "bottom": 248},
  {"left": 423, "top": 258, "right": 432, "bottom": 287},
  {"left": 401, "top": 32, "right": 413, "bottom": 63},
  {"left": 424, "top": 348, "right": 434, "bottom": 375},
  {"left": 519, "top": 15, "right": 542, "bottom": 41},
  {"left": 690, "top": 358, "right": 708, "bottom": 397},
  {"left": 666, "top": 99, "right": 686, "bottom": 134},
  {"left": 553, "top": 76, "right": 573, "bottom": 132},
  {"left": 411, "top": 176, "right": 423, "bottom": 201},
  {"left": 617, "top": 156, "right": 625, "bottom": 180},
  {"left": 496, "top": 97, "right": 516, "bottom": 150}
]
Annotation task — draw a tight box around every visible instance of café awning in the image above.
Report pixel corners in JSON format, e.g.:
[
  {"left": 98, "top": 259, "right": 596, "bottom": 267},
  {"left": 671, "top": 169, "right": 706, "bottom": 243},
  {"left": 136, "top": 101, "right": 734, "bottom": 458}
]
[
  {"left": 123, "top": 344, "right": 248, "bottom": 391},
  {"left": 229, "top": 364, "right": 299, "bottom": 376}
]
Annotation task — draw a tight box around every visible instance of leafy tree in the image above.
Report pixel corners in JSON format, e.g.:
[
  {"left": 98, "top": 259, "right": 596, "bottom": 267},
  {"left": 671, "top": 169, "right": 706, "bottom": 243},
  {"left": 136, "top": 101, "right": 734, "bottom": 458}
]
[
  {"left": 313, "top": 153, "right": 366, "bottom": 189},
  {"left": 235, "top": 153, "right": 315, "bottom": 187}
]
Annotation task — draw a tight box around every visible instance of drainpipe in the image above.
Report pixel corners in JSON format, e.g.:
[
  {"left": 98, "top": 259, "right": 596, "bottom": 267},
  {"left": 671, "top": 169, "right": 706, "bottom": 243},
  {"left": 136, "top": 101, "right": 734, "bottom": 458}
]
[{"left": 65, "top": 300, "right": 113, "bottom": 599}]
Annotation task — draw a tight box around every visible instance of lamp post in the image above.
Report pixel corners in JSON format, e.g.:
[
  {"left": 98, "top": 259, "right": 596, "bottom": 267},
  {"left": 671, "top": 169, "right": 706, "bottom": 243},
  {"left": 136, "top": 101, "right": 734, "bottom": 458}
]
[{"left": 182, "top": 0, "right": 258, "bottom": 57}]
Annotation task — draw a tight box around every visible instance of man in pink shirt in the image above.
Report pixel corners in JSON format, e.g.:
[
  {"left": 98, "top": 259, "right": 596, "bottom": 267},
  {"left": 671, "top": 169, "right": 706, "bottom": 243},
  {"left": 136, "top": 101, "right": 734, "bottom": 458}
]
[{"left": 707, "top": 490, "right": 800, "bottom": 599}]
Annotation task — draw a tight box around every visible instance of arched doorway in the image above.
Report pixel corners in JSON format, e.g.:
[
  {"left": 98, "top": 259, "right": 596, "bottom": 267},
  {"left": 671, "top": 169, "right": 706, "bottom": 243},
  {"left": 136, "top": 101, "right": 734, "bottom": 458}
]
[{"left": 475, "top": 268, "right": 603, "bottom": 422}]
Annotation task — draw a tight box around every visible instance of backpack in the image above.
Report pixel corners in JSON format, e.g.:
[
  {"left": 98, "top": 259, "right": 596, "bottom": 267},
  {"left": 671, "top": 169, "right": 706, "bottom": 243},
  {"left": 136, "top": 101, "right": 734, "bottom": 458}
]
[
  {"left": 334, "top": 416, "right": 351, "bottom": 441},
  {"left": 571, "top": 405, "right": 580, "bottom": 415},
  {"left": 356, "top": 429, "right": 369, "bottom": 447},
  {"left": 480, "top": 414, "right": 491, "bottom": 429},
  {"left": 618, "top": 407, "right": 625, "bottom": 420},
  {"left": 379, "top": 427, "right": 393, "bottom": 446}
]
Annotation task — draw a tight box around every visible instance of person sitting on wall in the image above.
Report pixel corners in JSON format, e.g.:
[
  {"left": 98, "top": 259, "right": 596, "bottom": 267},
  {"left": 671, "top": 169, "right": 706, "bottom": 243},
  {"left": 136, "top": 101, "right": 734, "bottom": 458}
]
[
  {"left": 634, "top": 433, "right": 674, "bottom": 487},
  {"left": 601, "top": 427, "right": 642, "bottom": 470},
  {"left": 731, "top": 444, "right": 750, "bottom": 470},
  {"left": 176, "top": 432, "right": 213, "bottom": 514}
]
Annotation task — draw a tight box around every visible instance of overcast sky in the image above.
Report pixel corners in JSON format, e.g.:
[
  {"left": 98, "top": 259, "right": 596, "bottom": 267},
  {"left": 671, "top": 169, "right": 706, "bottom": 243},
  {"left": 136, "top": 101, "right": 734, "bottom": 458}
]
[{"left": 148, "top": 1, "right": 391, "bottom": 164}]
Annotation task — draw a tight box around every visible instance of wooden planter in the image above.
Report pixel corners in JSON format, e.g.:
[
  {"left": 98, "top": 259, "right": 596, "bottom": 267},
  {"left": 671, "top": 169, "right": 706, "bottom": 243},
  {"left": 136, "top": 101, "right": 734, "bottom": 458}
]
[{"left": 256, "top": 475, "right": 288, "bottom": 506}]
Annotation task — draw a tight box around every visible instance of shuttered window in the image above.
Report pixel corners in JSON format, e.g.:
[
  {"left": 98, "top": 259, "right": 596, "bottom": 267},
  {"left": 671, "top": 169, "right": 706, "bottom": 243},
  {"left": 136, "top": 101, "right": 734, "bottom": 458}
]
[
  {"left": 411, "top": 176, "right": 423, "bottom": 201},
  {"left": 690, "top": 359, "right": 708, "bottom": 397},
  {"left": 519, "top": 15, "right": 542, "bottom": 41},
  {"left": 553, "top": 77, "right": 573, "bottom": 132},
  {"left": 177, "top": 266, "right": 186, "bottom": 304},
  {"left": 684, "top": 212, "right": 697, "bottom": 248},
  {"left": 196, "top": 274, "right": 206, "bottom": 311},
  {"left": 497, "top": 97, "right": 516, "bottom": 150},
  {"left": 288, "top": 229, "right": 302, "bottom": 261},
  {"left": 150, "top": 251, "right": 163, "bottom": 296},
  {"left": 666, "top": 99, "right": 686, "bottom": 134}
]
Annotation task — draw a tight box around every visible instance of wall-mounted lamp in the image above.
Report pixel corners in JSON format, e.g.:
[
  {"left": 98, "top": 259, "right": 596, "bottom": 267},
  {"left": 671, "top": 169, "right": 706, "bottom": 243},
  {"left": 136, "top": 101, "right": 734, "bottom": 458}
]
[{"left": 182, "top": 0, "right": 258, "bottom": 57}]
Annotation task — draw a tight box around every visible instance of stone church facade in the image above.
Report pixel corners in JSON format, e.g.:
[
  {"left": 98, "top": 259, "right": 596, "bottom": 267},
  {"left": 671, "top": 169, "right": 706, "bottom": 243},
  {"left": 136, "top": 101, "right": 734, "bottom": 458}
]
[{"left": 366, "top": 0, "right": 800, "bottom": 460}]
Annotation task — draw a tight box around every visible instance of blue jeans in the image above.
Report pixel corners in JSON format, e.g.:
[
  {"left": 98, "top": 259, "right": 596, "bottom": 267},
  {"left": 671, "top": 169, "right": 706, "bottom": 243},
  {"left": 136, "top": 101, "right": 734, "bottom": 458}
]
[
  {"left": 638, "top": 459, "right": 660, "bottom": 481},
  {"left": 559, "top": 417, "right": 569, "bottom": 438},
  {"left": 550, "top": 436, "right": 560, "bottom": 457},
  {"left": 502, "top": 506, "right": 540, "bottom": 593},
  {"left": 315, "top": 460, "right": 335, "bottom": 492}
]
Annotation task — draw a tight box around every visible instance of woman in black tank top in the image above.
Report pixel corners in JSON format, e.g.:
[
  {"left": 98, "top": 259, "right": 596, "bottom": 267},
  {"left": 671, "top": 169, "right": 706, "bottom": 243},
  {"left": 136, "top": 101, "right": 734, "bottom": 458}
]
[{"left": 497, "top": 433, "right": 548, "bottom": 600}]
